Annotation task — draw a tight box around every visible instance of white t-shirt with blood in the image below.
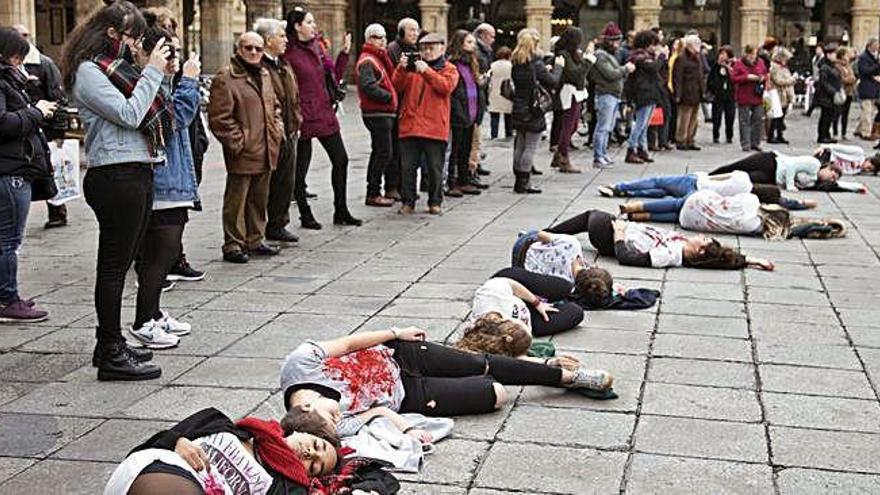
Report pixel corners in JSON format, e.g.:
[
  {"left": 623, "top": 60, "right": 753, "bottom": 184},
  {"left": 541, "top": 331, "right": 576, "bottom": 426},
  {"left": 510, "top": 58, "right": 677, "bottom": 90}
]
[
  {"left": 824, "top": 144, "right": 866, "bottom": 175},
  {"left": 523, "top": 234, "right": 583, "bottom": 284},
  {"left": 622, "top": 223, "right": 688, "bottom": 267},
  {"left": 679, "top": 190, "right": 763, "bottom": 235},
  {"left": 470, "top": 278, "right": 531, "bottom": 333}
]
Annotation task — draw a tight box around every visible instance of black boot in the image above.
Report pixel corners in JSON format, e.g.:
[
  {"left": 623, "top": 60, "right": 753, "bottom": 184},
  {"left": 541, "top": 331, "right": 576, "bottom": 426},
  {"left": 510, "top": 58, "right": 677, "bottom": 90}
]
[
  {"left": 514, "top": 172, "right": 541, "bottom": 194},
  {"left": 333, "top": 209, "right": 363, "bottom": 226},
  {"left": 95, "top": 341, "right": 161, "bottom": 381},
  {"left": 92, "top": 340, "right": 153, "bottom": 367},
  {"left": 300, "top": 205, "right": 322, "bottom": 230}
]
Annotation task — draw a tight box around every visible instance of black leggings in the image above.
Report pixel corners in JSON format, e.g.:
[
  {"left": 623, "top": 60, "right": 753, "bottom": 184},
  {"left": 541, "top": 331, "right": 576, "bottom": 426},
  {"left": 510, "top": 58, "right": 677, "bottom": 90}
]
[
  {"left": 492, "top": 267, "right": 584, "bottom": 337},
  {"left": 295, "top": 132, "right": 350, "bottom": 218},
  {"left": 390, "top": 340, "right": 561, "bottom": 417},
  {"left": 545, "top": 209, "right": 615, "bottom": 256},
  {"left": 134, "top": 209, "right": 185, "bottom": 328},
  {"left": 709, "top": 152, "right": 778, "bottom": 185},
  {"left": 448, "top": 125, "right": 474, "bottom": 187},
  {"left": 128, "top": 461, "right": 202, "bottom": 495}
]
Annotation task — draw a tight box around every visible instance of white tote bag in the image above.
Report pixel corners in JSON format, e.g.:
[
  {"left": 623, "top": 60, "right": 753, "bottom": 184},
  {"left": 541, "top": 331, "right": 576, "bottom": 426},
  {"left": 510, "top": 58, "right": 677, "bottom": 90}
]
[
  {"left": 764, "top": 89, "right": 783, "bottom": 119},
  {"left": 47, "top": 139, "right": 81, "bottom": 206}
]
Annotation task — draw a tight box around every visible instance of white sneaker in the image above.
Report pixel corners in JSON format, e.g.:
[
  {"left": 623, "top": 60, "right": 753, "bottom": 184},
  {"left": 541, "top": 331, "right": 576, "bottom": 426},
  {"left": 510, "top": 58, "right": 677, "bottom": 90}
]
[
  {"left": 565, "top": 368, "right": 614, "bottom": 391},
  {"left": 129, "top": 320, "right": 180, "bottom": 349},
  {"left": 157, "top": 310, "right": 191, "bottom": 336}
]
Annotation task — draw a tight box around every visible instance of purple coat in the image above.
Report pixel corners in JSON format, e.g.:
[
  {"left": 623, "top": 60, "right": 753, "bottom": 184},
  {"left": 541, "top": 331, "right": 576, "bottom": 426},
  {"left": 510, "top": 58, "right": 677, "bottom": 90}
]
[{"left": 283, "top": 39, "right": 350, "bottom": 139}]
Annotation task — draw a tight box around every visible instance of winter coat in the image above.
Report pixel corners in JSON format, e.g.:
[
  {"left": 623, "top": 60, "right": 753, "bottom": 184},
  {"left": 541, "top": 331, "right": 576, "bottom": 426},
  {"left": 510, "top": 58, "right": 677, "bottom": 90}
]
[
  {"left": 813, "top": 58, "right": 842, "bottom": 109},
  {"left": 510, "top": 55, "right": 563, "bottom": 133},
  {"left": 282, "top": 38, "right": 349, "bottom": 139},
  {"left": 476, "top": 40, "right": 493, "bottom": 74},
  {"left": 673, "top": 50, "right": 704, "bottom": 106},
  {"left": 0, "top": 63, "right": 50, "bottom": 179},
  {"left": 392, "top": 59, "right": 459, "bottom": 142},
  {"left": 263, "top": 54, "right": 302, "bottom": 140},
  {"left": 559, "top": 50, "right": 588, "bottom": 91},
  {"left": 624, "top": 48, "right": 663, "bottom": 109},
  {"left": 856, "top": 50, "right": 880, "bottom": 100},
  {"left": 590, "top": 47, "right": 628, "bottom": 97},
  {"left": 450, "top": 60, "right": 485, "bottom": 128},
  {"left": 835, "top": 59, "right": 857, "bottom": 97},
  {"left": 387, "top": 39, "right": 416, "bottom": 67},
  {"left": 706, "top": 61, "right": 735, "bottom": 102},
  {"left": 487, "top": 59, "right": 513, "bottom": 114},
  {"left": 356, "top": 43, "right": 398, "bottom": 116},
  {"left": 207, "top": 56, "right": 282, "bottom": 175},
  {"left": 769, "top": 61, "right": 796, "bottom": 107},
  {"left": 153, "top": 76, "right": 200, "bottom": 205},
  {"left": 731, "top": 57, "right": 767, "bottom": 106}
]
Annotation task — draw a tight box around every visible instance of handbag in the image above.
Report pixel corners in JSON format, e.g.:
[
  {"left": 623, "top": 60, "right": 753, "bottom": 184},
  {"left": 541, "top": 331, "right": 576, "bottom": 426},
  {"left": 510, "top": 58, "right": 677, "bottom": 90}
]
[
  {"left": 500, "top": 79, "right": 514, "bottom": 100},
  {"left": 649, "top": 107, "right": 664, "bottom": 126},
  {"left": 30, "top": 173, "right": 58, "bottom": 202},
  {"left": 832, "top": 88, "right": 846, "bottom": 106},
  {"left": 532, "top": 84, "right": 553, "bottom": 114}
]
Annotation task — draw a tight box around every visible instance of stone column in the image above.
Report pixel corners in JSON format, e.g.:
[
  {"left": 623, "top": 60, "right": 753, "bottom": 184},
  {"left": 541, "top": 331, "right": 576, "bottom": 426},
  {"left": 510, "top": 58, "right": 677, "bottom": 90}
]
[
  {"left": 631, "top": 0, "right": 662, "bottom": 32},
  {"left": 524, "top": 0, "right": 553, "bottom": 51},
  {"left": 0, "top": 0, "right": 35, "bottom": 32},
  {"left": 246, "top": 0, "right": 282, "bottom": 29},
  {"left": 419, "top": 0, "right": 449, "bottom": 38},
  {"left": 201, "top": 0, "right": 237, "bottom": 74},
  {"left": 851, "top": 0, "right": 880, "bottom": 50},
  {"left": 739, "top": 0, "right": 772, "bottom": 49},
  {"left": 307, "top": 0, "right": 348, "bottom": 64}
]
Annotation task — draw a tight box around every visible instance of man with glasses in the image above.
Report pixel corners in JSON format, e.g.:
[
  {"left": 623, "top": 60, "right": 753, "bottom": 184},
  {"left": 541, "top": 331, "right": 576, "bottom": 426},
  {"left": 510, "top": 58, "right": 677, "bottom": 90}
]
[
  {"left": 357, "top": 23, "right": 398, "bottom": 207},
  {"left": 208, "top": 32, "right": 283, "bottom": 264}
]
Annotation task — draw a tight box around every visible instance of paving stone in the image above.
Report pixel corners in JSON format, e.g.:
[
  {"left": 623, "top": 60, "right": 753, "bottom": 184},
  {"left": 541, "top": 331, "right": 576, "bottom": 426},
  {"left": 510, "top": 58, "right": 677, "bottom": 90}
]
[
  {"left": 519, "top": 380, "right": 641, "bottom": 414},
  {"left": 398, "top": 483, "right": 466, "bottom": 495},
  {"left": 0, "top": 352, "right": 89, "bottom": 382},
  {"left": 172, "top": 357, "right": 280, "bottom": 389},
  {"left": 377, "top": 299, "right": 471, "bottom": 320},
  {"left": 0, "top": 382, "right": 160, "bottom": 417},
  {"left": 583, "top": 309, "right": 657, "bottom": 332},
  {"left": 237, "top": 275, "right": 332, "bottom": 295},
  {"left": 316, "top": 279, "right": 408, "bottom": 297},
  {"left": 750, "top": 321, "right": 849, "bottom": 346},
  {"left": 665, "top": 269, "right": 742, "bottom": 284},
  {"left": 177, "top": 309, "right": 278, "bottom": 334},
  {"left": 0, "top": 382, "right": 38, "bottom": 408},
  {"left": 220, "top": 313, "right": 361, "bottom": 358},
  {"left": 860, "top": 347, "right": 880, "bottom": 384},
  {"left": 400, "top": 282, "right": 478, "bottom": 301},
  {"left": 0, "top": 325, "right": 56, "bottom": 351},
  {"left": 748, "top": 302, "right": 839, "bottom": 327},
  {"left": 396, "top": 439, "right": 488, "bottom": 486},
  {"left": 290, "top": 294, "right": 389, "bottom": 316},
  {"left": 826, "top": 290, "right": 880, "bottom": 309},
  {"left": 0, "top": 413, "right": 102, "bottom": 457},
  {"left": 661, "top": 298, "right": 746, "bottom": 318},
  {"left": 653, "top": 334, "right": 752, "bottom": 362},
  {"left": 448, "top": 398, "right": 514, "bottom": 441},
  {"left": 848, "top": 326, "right": 880, "bottom": 348},
  {"left": 474, "top": 442, "right": 626, "bottom": 493},
  {"left": 63, "top": 355, "right": 203, "bottom": 385},
  {"left": 499, "top": 405, "right": 634, "bottom": 449},
  {"left": 657, "top": 314, "right": 748, "bottom": 339},
  {"left": 200, "top": 291, "right": 303, "bottom": 312},
  {"left": 777, "top": 468, "right": 880, "bottom": 494},
  {"left": 635, "top": 416, "right": 767, "bottom": 463},
  {"left": 662, "top": 281, "right": 743, "bottom": 302},
  {"left": 763, "top": 392, "right": 880, "bottom": 432},
  {"left": 0, "top": 458, "right": 34, "bottom": 485},
  {"left": 161, "top": 331, "right": 244, "bottom": 357},
  {"left": 755, "top": 342, "right": 862, "bottom": 370},
  {"left": 649, "top": 358, "right": 756, "bottom": 389},
  {"left": 52, "top": 419, "right": 173, "bottom": 462},
  {"left": 839, "top": 308, "right": 880, "bottom": 328},
  {"left": 747, "top": 286, "right": 829, "bottom": 307},
  {"left": 759, "top": 364, "right": 876, "bottom": 399},
  {"left": 627, "top": 454, "right": 774, "bottom": 494},
  {"left": 745, "top": 271, "right": 824, "bottom": 291},
  {"left": 0, "top": 459, "right": 117, "bottom": 495},
  {"left": 641, "top": 382, "right": 761, "bottom": 422},
  {"left": 122, "top": 386, "right": 270, "bottom": 421},
  {"left": 551, "top": 327, "right": 648, "bottom": 354},
  {"left": 771, "top": 426, "right": 880, "bottom": 473}
]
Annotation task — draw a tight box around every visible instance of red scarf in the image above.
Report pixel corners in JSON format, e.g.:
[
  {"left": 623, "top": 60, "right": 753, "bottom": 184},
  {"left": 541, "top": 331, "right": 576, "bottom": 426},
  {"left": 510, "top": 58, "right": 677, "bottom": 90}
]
[{"left": 235, "top": 417, "right": 309, "bottom": 487}]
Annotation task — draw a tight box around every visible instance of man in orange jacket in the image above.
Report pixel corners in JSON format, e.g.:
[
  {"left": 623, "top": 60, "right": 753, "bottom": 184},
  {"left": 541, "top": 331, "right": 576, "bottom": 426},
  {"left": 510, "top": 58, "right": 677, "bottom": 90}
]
[{"left": 392, "top": 32, "right": 459, "bottom": 215}]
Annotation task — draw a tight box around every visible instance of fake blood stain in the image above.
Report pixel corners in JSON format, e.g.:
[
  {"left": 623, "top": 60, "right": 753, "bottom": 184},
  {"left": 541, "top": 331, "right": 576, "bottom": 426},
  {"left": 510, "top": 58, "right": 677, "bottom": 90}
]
[{"left": 324, "top": 347, "right": 396, "bottom": 411}]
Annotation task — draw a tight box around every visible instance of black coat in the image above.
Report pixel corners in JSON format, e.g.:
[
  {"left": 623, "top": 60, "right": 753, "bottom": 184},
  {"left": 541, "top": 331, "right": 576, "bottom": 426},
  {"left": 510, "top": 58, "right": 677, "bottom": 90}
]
[
  {"left": 623, "top": 48, "right": 663, "bottom": 109},
  {"left": 814, "top": 58, "right": 842, "bottom": 109},
  {"left": 0, "top": 63, "right": 50, "bottom": 179},
  {"left": 510, "top": 55, "right": 563, "bottom": 132},
  {"left": 673, "top": 51, "right": 705, "bottom": 106},
  {"left": 706, "top": 61, "right": 735, "bottom": 102},
  {"left": 450, "top": 60, "right": 486, "bottom": 128}
]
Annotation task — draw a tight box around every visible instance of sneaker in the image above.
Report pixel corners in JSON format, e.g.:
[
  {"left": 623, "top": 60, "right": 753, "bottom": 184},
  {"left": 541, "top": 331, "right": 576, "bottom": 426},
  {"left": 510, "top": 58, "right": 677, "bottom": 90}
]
[
  {"left": 157, "top": 310, "right": 191, "bottom": 336},
  {"left": 136, "top": 279, "right": 175, "bottom": 292},
  {"left": 129, "top": 320, "right": 180, "bottom": 349},
  {"left": 167, "top": 256, "right": 206, "bottom": 282},
  {"left": 597, "top": 185, "right": 616, "bottom": 197},
  {"left": 0, "top": 299, "right": 48, "bottom": 323},
  {"left": 593, "top": 160, "right": 613, "bottom": 169},
  {"left": 564, "top": 368, "right": 614, "bottom": 391}
]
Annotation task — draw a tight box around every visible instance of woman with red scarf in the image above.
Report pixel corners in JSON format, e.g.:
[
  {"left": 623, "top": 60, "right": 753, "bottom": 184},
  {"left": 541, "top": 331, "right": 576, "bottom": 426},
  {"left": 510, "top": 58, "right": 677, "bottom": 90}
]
[{"left": 356, "top": 24, "right": 398, "bottom": 207}]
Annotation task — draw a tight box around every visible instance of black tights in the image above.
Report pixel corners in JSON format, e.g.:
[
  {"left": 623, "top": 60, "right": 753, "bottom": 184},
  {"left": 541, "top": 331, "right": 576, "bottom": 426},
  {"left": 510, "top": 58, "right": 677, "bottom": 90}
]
[
  {"left": 295, "top": 132, "right": 351, "bottom": 220},
  {"left": 709, "top": 152, "right": 778, "bottom": 185},
  {"left": 134, "top": 220, "right": 184, "bottom": 328},
  {"left": 492, "top": 267, "right": 584, "bottom": 337},
  {"left": 545, "top": 209, "right": 615, "bottom": 256},
  {"left": 128, "top": 472, "right": 203, "bottom": 495}
]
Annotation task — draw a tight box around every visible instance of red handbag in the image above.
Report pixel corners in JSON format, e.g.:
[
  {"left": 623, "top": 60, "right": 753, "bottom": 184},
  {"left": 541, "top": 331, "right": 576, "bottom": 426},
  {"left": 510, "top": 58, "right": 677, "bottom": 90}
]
[{"left": 649, "top": 107, "right": 664, "bottom": 126}]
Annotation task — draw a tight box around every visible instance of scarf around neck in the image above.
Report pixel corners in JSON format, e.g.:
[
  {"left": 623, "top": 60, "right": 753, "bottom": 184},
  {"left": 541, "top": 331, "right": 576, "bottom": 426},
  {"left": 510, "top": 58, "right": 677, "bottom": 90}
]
[
  {"left": 235, "top": 417, "right": 310, "bottom": 487},
  {"left": 92, "top": 39, "right": 174, "bottom": 153}
]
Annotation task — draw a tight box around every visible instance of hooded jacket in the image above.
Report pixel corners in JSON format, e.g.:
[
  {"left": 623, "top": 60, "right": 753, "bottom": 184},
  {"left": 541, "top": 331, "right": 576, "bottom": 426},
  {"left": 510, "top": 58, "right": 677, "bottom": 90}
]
[{"left": 0, "top": 62, "right": 50, "bottom": 179}]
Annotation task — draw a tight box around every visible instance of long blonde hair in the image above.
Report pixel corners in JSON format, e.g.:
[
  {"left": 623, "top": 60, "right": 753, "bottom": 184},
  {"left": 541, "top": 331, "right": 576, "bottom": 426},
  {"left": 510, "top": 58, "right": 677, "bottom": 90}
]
[{"left": 511, "top": 28, "right": 539, "bottom": 65}]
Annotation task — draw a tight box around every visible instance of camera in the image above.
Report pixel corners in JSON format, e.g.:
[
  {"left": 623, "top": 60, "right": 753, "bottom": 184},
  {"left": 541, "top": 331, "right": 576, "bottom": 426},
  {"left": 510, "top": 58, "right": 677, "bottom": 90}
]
[{"left": 404, "top": 51, "right": 421, "bottom": 71}]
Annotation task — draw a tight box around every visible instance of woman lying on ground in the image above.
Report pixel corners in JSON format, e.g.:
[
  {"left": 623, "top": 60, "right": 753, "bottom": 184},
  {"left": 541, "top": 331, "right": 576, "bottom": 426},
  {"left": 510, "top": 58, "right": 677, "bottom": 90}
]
[
  {"left": 814, "top": 143, "right": 880, "bottom": 175},
  {"left": 598, "top": 170, "right": 753, "bottom": 199},
  {"left": 622, "top": 189, "right": 846, "bottom": 240},
  {"left": 104, "top": 407, "right": 341, "bottom": 495},
  {"left": 280, "top": 327, "right": 613, "bottom": 443},
  {"left": 707, "top": 151, "right": 866, "bottom": 192},
  {"left": 544, "top": 209, "right": 775, "bottom": 270}
]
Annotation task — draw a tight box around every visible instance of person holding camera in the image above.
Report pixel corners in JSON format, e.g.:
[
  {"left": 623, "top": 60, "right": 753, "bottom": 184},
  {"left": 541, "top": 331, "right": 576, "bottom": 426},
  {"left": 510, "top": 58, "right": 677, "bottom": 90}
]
[
  {"left": 731, "top": 44, "right": 768, "bottom": 152},
  {"left": 284, "top": 7, "right": 360, "bottom": 229},
  {"left": 11, "top": 24, "right": 69, "bottom": 229},
  {"left": 0, "top": 27, "right": 54, "bottom": 323},
  {"left": 64, "top": 1, "right": 173, "bottom": 380}
]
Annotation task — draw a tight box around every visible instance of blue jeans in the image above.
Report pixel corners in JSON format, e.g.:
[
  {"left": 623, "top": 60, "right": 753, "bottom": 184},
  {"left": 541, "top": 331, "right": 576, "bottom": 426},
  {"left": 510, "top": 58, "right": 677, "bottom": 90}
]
[
  {"left": 0, "top": 176, "right": 32, "bottom": 303},
  {"left": 628, "top": 104, "right": 655, "bottom": 150},
  {"left": 642, "top": 197, "right": 686, "bottom": 222},
  {"left": 615, "top": 174, "right": 698, "bottom": 198},
  {"left": 593, "top": 94, "right": 619, "bottom": 161}
]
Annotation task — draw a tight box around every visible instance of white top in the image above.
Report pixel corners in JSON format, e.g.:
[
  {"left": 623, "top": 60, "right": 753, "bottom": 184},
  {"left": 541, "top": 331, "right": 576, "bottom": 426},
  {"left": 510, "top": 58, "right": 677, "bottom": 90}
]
[
  {"left": 471, "top": 278, "right": 531, "bottom": 332},
  {"left": 679, "top": 190, "right": 763, "bottom": 235},
  {"left": 623, "top": 223, "right": 688, "bottom": 268},
  {"left": 487, "top": 59, "right": 513, "bottom": 114},
  {"left": 695, "top": 171, "right": 753, "bottom": 196},
  {"left": 774, "top": 152, "right": 821, "bottom": 190},
  {"left": 824, "top": 143, "right": 866, "bottom": 175},
  {"left": 523, "top": 234, "right": 583, "bottom": 284}
]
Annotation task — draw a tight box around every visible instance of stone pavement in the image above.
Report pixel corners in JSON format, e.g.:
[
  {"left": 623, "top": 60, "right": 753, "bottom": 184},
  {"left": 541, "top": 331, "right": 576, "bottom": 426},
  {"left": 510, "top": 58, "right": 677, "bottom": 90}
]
[{"left": 1, "top": 101, "right": 879, "bottom": 494}]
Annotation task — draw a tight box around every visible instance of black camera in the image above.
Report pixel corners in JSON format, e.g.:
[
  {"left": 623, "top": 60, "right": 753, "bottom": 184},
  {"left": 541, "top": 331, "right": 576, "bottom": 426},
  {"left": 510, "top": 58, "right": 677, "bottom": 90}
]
[{"left": 404, "top": 51, "right": 421, "bottom": 71}]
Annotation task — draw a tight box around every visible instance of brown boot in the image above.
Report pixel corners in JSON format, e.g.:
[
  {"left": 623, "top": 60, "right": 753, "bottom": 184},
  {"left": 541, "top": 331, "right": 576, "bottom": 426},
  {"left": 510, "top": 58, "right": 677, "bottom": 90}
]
[
  {"left": 628, "top": 212, "right": 651, "bottom": 221},
  {"left": 558, "top": 154, "right": 582, "bottom": 173},
  {"left": 550, "top": 151, "right": 563, "bottom": 168},
  {"left": 638, "top": 148, "right": 654, "bottom": 163},
  {"left": 625, "top": 148, "right": 645, "bottom": 164},
  {"left": 618, "top": 201, "right": 644, "bottom": 214}
]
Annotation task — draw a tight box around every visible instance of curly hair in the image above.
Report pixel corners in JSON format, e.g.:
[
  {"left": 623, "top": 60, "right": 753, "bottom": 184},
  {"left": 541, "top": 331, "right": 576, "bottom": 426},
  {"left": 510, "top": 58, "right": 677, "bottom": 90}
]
[
  {"left": 575, "top": 266, "right": 613, "bottom": 307},
  {"left": 280, "top": 404, "right": 341, "bottom": 449},
  {"left": 454, "top": 314, "right": 532, "bottom": 357},
  {"left": 683, "top": 239, "right": 747, "bottom": 270}
]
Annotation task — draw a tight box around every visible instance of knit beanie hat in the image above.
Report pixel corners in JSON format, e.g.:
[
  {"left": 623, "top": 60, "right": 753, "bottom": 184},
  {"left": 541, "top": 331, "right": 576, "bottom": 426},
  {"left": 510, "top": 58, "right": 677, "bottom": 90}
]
[{"left": 601, "top": 22, "right": 623, "bottom": 41}]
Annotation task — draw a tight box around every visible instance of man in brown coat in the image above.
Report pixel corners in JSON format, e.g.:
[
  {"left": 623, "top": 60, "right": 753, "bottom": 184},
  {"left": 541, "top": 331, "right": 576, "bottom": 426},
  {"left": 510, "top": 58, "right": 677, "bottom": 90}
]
[
  {"left": 208, "top": 32, "right": 283, "bottom": 263},
  {"left": 673, "top": 34, "right": 706, "bottom": 151},
  {"left": 255, "top": 18, "right": 303, "bottom": 243}
]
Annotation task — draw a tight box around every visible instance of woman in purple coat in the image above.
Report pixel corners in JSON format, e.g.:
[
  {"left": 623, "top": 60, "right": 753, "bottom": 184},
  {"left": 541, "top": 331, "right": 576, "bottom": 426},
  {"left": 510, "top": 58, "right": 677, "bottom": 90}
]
[{"left": 284, "top": 7, "right": 360, "bottom": 228}]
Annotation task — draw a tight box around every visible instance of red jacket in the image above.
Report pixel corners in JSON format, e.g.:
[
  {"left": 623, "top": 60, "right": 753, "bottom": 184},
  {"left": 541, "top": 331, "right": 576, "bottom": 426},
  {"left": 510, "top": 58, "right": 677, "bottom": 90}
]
[
  {"left": 392, "top": 60, "right": 459, "bottom": 141},
  {"left": 731, "top": 57, "right": 767, "bottom": 106},
  {"left": 356, "top": 43, "right": 398, "bottom": 115}
]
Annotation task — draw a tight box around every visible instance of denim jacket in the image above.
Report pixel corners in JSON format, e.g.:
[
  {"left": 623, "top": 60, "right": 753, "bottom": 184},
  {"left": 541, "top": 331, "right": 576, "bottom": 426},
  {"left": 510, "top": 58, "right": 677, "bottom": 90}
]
[
  {"left": 73, "top": 62, "right": 165, "bottom": 167},
  {"left": 153, "top": 76, "right": 200, "bottom": 205}
]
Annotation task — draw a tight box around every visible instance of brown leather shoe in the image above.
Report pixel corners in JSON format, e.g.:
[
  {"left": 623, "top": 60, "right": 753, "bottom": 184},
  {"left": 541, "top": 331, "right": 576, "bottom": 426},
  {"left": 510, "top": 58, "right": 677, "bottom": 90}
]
[
  {"left": 398, "top": 205, "right": 414, "bottom": 215},
  {"left": 638, "top": 148, "right": 654, "bottom": 163},
  {"left": 625, "top": 149, "right": 645, "bottom": 164},
  {"left": 384, "top": 189, "right": 401, "bottom": 201},
  {"left": 557, "top": 155, "right": 582, "bottom": 173},
  {"left": 427, "top": 205, "right": 442, "bottom": 215},
  {"left": 365, "top": 196, "right": 394, "bottom": 207}
]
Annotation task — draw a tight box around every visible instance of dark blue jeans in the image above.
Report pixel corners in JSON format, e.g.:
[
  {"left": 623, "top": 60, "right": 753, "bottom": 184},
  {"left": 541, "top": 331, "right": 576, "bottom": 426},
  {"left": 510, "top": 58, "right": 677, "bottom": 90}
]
[
  {"left": 615, "top": 174, "right": 698, "bottom": 198},
  {"left": 0, "top": 176, "right": 32, "bottom": 304},
  {"left": 642, "top": 197, "right": 686, "bottom": 222}
]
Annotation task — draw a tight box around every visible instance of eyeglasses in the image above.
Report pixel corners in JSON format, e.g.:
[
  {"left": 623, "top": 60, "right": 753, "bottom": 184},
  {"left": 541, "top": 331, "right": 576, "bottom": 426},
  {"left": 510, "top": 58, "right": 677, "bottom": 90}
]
[
  {"left": 241, "top": 45, "right": 264, "bottom": 53},
  {"left": 369, "top": 35, "right": 386, "bottom": 40}
]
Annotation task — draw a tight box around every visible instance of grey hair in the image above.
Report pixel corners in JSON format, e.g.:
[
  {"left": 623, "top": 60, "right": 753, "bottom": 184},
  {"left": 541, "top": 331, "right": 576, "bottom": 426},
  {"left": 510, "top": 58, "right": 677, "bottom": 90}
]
[
  {"left": 867, "top": 37, "right": 879, "bottom": 48},
  {"left": 474, "top": 23, "right": 495, "bottom": 37},
  {"left": 253, "top": 18, "right": 285, "bottom": 39},
  {"left": 364, "top": 23, "right": 386, "bottom": 40},
  {"left": 397, "top": 17, "right": 418, "bottom": 33}
]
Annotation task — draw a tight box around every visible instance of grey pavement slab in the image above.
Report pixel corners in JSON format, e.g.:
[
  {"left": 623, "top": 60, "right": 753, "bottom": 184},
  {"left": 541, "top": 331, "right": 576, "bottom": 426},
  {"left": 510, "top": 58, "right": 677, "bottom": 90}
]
[
  {"left": 0, "top": 382, "right": 160, "bottom": 417},
  {"left": 0, "top": 413, "right": 101, "bottom": 457},
  {"left": 0, "top": 459, "right": 117, "bottom": 495},
  {"left": 641, "top": 382, "right": 762, "bottom": 422},
  {"left": 762, "top": 392, "right": 880, "bottom": 432},
  {"left": 121, "top": 386, "right": 270, "bottom": 421},
  {"left": 395, "top": 439, "right": 488, "bottom": 486},
  {"left": 777, "top": 468, "right": 880, "bottom": 494},
  {"left": 771, "top": 426, "right": 880, "bottom": 473},
  {"left": 0, "top": 458, "right": 35, "bottom": 485},
  {"left": 52, "top": 419, "right": 173, "bottom": 462},
  {"left": 635, "top": 416, "right": 768, "bottom": 463},
  {"left": 551, "top": 326, "right": 649, "bottom": 355},
  {"left": 652, "top": 334, "right": 753, "bottom": 362},
  {"left": 498, "top": 405, "right": 634, "bottom": 450},
  {"left": 172, "top": 356, "right": 281, "bottom": 389},
  {"left": 759, "top": 364, "right": 877, "bottom": 399},
  {"left": 626, "top": 454, "right": 774, "bottom": 495},
  {"left": 648, "top": 358, "right": 757, "bottom": 389},
  {"left": 656, "top": 314, "right": 748, "bottom": 339}
]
